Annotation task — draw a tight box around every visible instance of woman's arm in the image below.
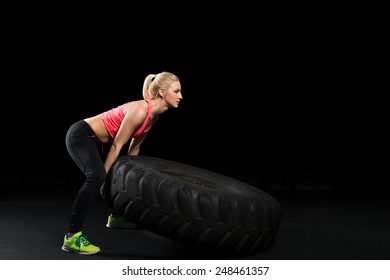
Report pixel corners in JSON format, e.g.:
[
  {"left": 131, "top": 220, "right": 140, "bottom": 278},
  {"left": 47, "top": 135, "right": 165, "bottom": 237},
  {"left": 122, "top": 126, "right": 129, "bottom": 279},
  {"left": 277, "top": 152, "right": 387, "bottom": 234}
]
[
  {"left": 103, "top": 105, "right": 147, "bottom": 174},
  {"left": 127, "top": 133, "right": 147, "bottom": 156}
]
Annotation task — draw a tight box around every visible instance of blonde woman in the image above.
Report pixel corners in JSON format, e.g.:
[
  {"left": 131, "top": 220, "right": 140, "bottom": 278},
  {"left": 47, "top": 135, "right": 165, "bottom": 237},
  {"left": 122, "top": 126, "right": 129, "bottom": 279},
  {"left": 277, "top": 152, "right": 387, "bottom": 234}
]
[{"left": 62, "top": 71, "right": 183, "bottom": 255}]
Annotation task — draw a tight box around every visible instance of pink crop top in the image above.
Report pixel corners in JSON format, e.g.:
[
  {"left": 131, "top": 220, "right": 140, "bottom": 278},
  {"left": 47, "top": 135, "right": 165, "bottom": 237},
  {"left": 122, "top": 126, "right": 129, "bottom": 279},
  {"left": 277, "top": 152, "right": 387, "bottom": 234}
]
[{"left": 102, "top": 99, "right": 152, "bottom": 140}]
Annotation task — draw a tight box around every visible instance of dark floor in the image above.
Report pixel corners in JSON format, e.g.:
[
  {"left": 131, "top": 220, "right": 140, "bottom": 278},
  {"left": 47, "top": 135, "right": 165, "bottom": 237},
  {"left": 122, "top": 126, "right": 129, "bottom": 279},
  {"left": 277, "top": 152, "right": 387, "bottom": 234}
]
[{"left": 1, "top": 180, "right": 389, "bottom": 260}]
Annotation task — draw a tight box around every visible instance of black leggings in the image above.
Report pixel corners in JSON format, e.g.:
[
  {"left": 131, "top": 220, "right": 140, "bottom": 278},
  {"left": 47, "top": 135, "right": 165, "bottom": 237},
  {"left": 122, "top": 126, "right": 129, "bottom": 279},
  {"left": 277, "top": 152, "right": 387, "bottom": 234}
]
[{"left": 65, "top": 120, "right": 106, "bottom": 233}]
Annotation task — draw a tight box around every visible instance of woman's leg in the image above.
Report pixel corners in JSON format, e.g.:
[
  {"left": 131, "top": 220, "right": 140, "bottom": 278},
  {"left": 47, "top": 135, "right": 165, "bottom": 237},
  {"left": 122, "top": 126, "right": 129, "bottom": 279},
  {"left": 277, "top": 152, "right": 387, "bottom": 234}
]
[{"left": 65, "top": 120, "right": 106, "bottom": 234}]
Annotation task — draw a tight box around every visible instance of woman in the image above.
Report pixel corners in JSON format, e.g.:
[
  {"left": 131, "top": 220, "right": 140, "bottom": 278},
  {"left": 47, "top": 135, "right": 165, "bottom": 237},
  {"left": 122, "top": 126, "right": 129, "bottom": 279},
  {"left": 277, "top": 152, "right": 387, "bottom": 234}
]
[{"left": 62, "top": 71, "right": 183, "bottom": 255}]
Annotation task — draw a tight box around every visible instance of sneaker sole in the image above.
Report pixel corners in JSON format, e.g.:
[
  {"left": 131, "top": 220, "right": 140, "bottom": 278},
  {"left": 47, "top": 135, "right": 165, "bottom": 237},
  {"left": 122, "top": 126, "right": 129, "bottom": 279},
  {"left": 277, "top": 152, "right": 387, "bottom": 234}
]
[
  {"left": 61, "top": 245, "right": 100, "bottom": 255},
  {"left": 106, "top": 224, "right": 140, "bottom": 229}
]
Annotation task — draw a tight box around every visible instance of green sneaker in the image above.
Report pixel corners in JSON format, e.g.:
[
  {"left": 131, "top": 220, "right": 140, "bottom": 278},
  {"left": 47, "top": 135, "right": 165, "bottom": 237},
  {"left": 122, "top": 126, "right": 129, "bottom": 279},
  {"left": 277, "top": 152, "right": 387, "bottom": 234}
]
[
  {"left": 106, "top": 214, "right": 140, "bottom": 229},
  {"left": 61, "top": 231, "right": 100, "bottom": 255}
]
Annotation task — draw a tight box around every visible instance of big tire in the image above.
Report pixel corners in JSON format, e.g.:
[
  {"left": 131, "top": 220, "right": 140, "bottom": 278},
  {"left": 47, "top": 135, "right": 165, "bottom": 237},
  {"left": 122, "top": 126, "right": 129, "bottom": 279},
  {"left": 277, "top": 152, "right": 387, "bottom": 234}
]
[{"left": 104, "top": 155, "right": 282, "bottom": 255}]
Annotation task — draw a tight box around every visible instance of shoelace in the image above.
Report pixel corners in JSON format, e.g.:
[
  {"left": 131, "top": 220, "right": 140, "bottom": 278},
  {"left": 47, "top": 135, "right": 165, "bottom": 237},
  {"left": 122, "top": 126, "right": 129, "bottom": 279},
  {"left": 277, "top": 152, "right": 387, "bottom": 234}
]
[{"left": 79, "top": 235, "right": 92, "bottom": 247}]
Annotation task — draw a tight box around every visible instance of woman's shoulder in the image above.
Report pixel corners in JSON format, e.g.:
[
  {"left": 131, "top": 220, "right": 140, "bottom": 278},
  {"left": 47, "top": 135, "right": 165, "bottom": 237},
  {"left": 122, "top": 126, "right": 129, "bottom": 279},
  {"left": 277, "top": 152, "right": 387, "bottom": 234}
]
[{"left": 122, "top": 99, "right": 149, "bottom": 116}]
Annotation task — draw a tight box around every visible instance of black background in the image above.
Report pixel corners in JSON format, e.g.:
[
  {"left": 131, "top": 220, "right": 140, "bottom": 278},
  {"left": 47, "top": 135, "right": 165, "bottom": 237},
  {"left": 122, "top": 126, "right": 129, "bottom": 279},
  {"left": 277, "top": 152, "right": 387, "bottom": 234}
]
[{"left": 1, "top": 9, "right": 389, "bottom": 193}]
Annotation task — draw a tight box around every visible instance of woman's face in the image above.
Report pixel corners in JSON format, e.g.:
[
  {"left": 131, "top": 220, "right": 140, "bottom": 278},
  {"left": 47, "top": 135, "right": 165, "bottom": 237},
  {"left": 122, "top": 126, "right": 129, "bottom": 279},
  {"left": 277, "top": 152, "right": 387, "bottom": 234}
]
[{"left": 163, "top": 81, "right": 182, "bottom": 108}]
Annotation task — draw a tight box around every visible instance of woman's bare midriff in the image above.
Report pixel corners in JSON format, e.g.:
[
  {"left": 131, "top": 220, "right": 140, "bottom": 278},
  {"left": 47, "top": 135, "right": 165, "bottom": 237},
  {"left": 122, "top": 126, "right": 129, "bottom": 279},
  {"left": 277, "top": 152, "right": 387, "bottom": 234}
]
[{"left": 84, "top": 114, "right": 112, "bottom": 143}]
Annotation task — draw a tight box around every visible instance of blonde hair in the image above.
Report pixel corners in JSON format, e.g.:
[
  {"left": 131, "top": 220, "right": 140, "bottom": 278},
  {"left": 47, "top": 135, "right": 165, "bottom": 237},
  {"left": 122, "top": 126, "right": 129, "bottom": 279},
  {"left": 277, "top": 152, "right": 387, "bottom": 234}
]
[{"left": 142, "top": 71, "right": 180, "bottom": 99}]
